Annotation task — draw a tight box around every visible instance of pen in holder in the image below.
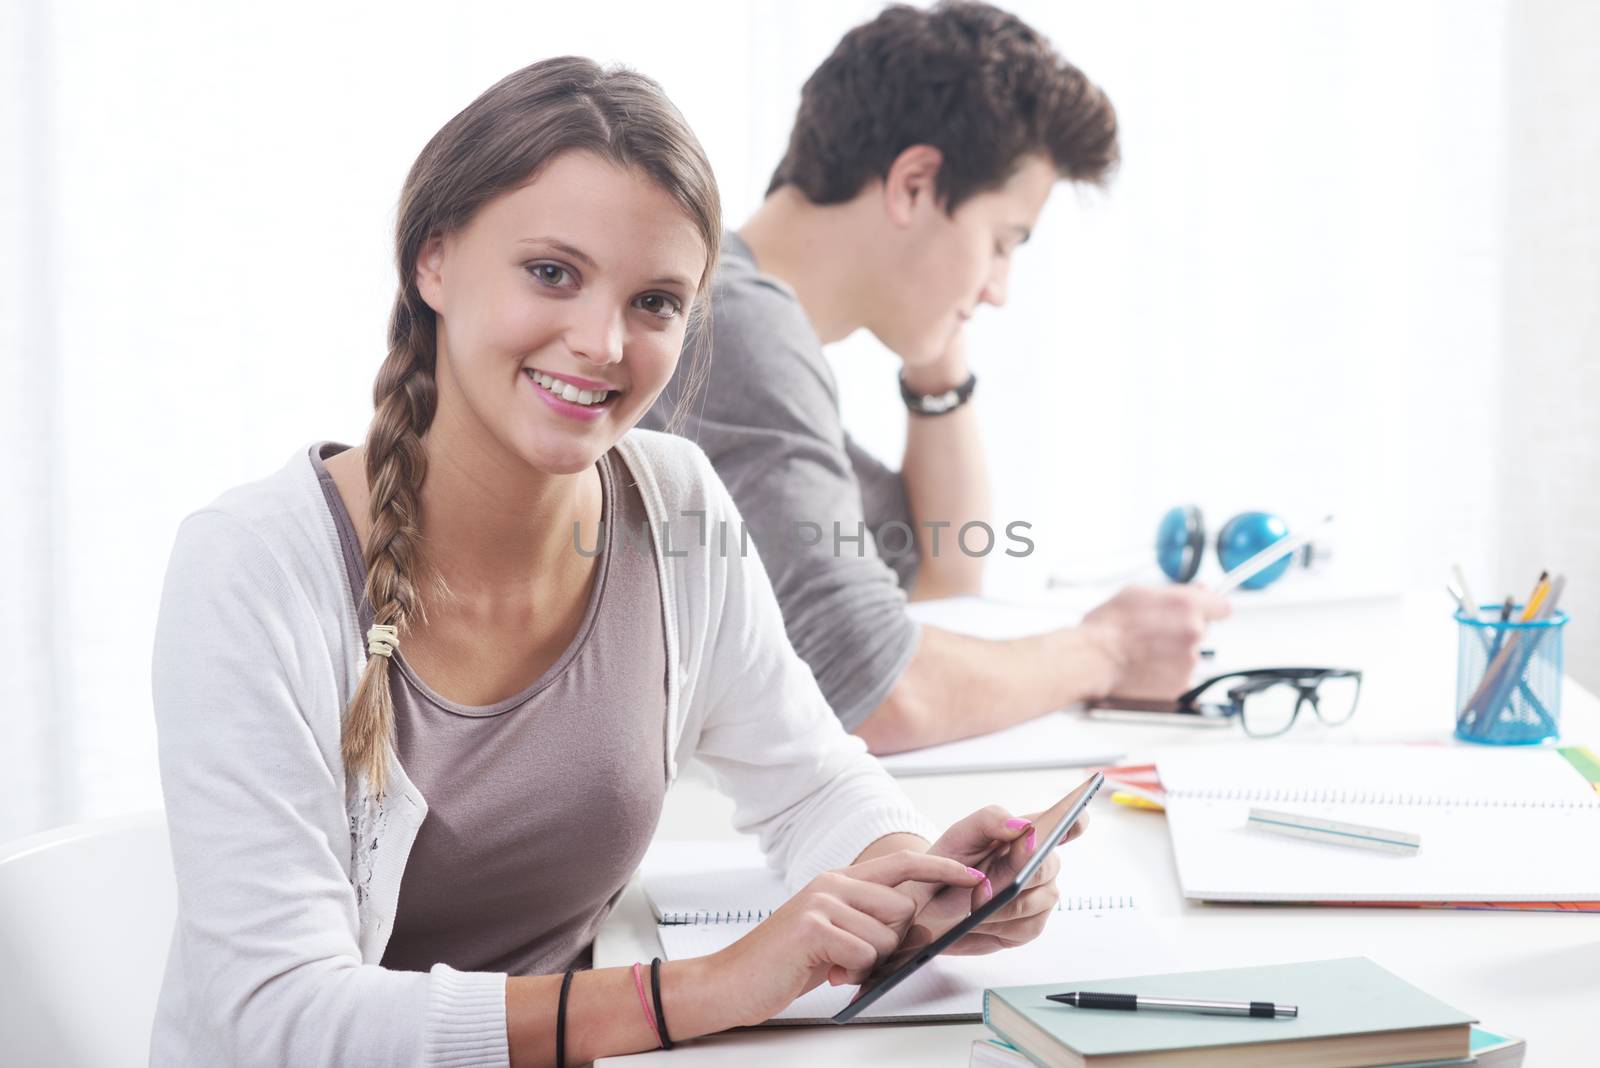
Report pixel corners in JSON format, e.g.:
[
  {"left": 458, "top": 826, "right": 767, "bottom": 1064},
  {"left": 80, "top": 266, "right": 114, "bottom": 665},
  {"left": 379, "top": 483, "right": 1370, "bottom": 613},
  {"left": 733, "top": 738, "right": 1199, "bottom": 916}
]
[{"left": 1454, "top": 606, "right": 1567, "bottom": 745}]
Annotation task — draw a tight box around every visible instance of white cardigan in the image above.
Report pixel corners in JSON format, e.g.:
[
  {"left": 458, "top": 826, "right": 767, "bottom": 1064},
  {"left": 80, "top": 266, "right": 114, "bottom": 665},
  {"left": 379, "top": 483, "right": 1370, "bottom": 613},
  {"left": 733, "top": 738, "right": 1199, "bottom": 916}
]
[{"left": 150, "top": 430, "right": 934, "bottom": 1067}]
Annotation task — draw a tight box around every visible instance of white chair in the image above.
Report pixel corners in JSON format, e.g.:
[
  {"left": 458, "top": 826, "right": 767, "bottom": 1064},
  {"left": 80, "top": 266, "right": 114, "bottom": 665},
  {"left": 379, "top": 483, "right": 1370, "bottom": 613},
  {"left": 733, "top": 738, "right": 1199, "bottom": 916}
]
[{"left": 0, "top": 811, "right": 175, "bottom": 1067}]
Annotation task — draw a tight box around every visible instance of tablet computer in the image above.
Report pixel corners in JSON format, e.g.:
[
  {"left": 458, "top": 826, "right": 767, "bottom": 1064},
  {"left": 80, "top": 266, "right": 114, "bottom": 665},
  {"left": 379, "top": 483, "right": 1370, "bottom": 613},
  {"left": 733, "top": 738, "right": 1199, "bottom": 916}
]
[{"left": 831, "top": 770, "right": 1105, "bottom": 1023}]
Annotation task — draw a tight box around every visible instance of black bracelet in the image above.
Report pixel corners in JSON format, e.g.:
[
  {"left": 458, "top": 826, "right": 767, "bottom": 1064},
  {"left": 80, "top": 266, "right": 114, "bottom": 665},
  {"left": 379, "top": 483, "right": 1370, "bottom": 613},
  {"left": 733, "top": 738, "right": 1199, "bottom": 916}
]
[
  {"left": 649, "top": 957, "right": 674, "bottom": 1050},
  {"left": 556, "top": 968, "right": 575, "bottom": 1068},
  {"left": 899, "top": 370, "right": 977, "bottom": 416}
]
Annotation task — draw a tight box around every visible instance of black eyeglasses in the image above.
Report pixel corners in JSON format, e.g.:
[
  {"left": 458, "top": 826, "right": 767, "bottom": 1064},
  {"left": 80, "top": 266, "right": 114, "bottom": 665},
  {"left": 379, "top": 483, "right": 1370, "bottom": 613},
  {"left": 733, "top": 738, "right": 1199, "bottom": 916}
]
[{"left": 1174, "top": 667, "right": 1363, "bottom": 737}]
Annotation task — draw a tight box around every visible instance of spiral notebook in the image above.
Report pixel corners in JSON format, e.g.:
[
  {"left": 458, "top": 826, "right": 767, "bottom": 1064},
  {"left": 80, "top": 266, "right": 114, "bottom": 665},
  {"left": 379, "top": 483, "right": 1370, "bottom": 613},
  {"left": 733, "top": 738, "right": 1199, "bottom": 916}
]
[
  {"left": 640, "top": 839, "right": 1138, "bottom": 925},
  {"left": 640, "top": 838, "right": 1146, "bottom": 1024},
  {"left": 639, "top": 839, "right": 786, "bottom": 924},
  {"left": 655, "top": 912, "right": 1169, "bottom": 1025},
  {"left": 1156, "top": 744, "right": 1600, "bottom": 903}
]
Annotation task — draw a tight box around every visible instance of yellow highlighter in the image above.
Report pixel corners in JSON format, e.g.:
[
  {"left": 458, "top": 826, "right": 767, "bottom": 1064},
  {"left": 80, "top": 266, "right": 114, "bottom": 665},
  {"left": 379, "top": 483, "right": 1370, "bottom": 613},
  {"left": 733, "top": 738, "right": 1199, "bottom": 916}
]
[{"left": 1110, "top": 788, "right": 1165, "bottom": 812}]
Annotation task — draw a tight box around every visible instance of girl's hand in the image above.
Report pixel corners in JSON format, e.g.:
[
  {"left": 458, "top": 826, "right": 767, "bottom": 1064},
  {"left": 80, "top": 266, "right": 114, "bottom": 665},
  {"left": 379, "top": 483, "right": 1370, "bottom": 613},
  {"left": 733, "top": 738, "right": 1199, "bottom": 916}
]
[
  {"left": 703, "top": 850, "right": 986, "bottom": 1027},
  {"left": 919, "top": 793, "right": 1092, "bottom": 955}
]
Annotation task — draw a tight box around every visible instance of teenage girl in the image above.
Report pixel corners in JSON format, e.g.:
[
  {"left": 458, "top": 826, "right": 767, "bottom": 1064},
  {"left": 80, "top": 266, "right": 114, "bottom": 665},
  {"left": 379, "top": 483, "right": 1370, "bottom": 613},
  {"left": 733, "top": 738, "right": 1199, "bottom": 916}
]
[{"left": 151, "top": 57, "right": 1072, "bottom": 1067}]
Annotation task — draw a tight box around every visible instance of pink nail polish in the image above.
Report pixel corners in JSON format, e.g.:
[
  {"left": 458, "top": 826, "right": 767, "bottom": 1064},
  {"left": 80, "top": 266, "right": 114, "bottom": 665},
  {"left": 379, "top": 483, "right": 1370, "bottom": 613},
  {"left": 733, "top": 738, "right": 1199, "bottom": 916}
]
[
  {"left": 966, "top": 866, "right": 986, "bottom": 880},
  {"left": 981, "top": 876, "right": 993, "bottom": 901},
  {"left": 1027, "top": 828, "right": 1037, "bottom": 852},
  {"left": 1004, "top": 817, "right": 1030, "bottom": 830}
]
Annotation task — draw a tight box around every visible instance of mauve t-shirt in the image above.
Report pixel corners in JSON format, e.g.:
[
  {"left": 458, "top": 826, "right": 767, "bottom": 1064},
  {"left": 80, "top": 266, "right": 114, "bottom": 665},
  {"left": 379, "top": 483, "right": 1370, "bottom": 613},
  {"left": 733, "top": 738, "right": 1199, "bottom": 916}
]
[{"left": 312, "top": 443, "right": 668, "bottom": 976}]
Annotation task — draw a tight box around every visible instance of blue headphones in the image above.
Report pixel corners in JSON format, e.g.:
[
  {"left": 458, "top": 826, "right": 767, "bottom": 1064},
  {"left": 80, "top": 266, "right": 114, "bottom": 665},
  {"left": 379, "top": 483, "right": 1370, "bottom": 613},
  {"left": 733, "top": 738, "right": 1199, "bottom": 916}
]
[{"left": 1156, "top": 506, "right": 1298, "bottom": 591}]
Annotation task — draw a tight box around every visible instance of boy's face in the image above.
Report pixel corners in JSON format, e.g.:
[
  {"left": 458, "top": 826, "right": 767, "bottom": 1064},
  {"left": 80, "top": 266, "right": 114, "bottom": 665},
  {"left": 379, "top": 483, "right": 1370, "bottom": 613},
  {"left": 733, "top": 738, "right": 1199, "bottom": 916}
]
[{"left": 873, "top": 153, "right": 1057, "bottom": 368}]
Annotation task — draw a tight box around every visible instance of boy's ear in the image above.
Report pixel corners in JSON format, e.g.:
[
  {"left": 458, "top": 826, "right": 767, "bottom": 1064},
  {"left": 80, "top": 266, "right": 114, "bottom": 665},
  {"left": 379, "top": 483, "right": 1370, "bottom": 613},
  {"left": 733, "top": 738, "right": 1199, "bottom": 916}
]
[
  {"left": 415, "top": 233, "right": 447, "bottom": 312},
  {"left": 882, "top": 144, "right": 945, "bottom": 227}
]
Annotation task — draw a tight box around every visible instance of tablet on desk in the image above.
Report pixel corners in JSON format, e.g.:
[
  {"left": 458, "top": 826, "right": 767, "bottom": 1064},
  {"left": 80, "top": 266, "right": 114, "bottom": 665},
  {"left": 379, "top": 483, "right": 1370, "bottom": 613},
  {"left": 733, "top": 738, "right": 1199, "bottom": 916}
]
[{"left": 831, "top": 771, "right": 1105, "bottom": 1023}]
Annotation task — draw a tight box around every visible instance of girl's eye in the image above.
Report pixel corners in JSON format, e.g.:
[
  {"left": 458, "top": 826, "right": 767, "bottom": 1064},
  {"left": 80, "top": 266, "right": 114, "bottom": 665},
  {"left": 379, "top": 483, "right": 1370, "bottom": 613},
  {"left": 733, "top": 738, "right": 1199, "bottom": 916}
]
[
  {"left": 527, "top": 262, "right": 575, "bottom": 288},
  {"left": 636, "top": 293, "right": 683, "bottom": 320}
]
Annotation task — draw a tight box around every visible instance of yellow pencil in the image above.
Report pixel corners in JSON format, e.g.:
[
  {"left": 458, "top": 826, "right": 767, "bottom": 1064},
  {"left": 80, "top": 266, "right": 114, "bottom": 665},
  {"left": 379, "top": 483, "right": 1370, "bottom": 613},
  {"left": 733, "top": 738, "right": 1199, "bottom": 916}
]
[{"left": 1521, "top": 571, "right": 1551, "bottom": 622}]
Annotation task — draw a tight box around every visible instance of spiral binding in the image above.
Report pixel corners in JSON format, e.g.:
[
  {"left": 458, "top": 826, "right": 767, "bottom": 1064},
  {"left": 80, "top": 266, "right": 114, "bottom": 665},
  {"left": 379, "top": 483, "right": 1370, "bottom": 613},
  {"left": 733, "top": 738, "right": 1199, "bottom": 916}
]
[
  {"left": 1061, "top": 895, "right": 1137, "bottom": 911},
  {"left": 1168, "top": 787, "right": 1599, "bottom": 809},
  {"left": 660, "top": 895, "right": 1140, "bottom": 924},
  {"left": 658, "top": 908, "right": 774, "bottom": 925}
]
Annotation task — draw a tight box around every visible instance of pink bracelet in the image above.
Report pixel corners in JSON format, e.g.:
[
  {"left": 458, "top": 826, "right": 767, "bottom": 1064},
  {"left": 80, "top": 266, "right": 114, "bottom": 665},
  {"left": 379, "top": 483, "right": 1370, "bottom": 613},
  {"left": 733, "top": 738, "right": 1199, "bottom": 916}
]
[{"left": 632, "top": 962, "right": 663, "bottom": 1047}]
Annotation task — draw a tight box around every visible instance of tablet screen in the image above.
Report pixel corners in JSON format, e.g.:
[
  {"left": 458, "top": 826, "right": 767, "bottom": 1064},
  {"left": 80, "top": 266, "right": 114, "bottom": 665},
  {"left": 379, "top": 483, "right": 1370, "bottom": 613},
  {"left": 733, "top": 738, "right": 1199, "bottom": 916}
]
[{"left": 831, "top": 771, "right": 1104, "bottom": 1023}]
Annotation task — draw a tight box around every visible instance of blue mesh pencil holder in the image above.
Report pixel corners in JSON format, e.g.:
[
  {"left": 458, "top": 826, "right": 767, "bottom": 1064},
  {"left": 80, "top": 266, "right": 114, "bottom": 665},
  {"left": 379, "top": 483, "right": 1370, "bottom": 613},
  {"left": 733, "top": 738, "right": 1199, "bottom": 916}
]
[{"left": 1454, "top": 607, "right": 1567, "bottom": 745}]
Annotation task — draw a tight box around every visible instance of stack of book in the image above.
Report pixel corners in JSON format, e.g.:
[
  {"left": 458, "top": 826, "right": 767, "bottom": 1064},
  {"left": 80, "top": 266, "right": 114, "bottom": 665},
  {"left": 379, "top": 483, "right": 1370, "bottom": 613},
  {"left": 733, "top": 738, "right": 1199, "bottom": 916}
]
[{"left": 974, "top": 957, "right": 1525, "bottom": 1068}]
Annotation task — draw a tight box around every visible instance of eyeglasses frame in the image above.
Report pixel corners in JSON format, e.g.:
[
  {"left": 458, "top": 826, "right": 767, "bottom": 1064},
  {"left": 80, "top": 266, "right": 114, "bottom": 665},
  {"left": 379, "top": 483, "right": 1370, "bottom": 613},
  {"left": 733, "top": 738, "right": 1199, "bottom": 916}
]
[{"left": 1174, "top": 667, "right": 1364, "bottom": 737}]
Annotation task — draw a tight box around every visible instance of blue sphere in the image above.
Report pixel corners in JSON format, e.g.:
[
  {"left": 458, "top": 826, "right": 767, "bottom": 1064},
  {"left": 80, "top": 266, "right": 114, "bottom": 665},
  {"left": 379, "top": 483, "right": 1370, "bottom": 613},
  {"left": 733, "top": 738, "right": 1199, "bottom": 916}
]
[{"left": 1216, "top": 512, "right": 1292, "bottom": 590}]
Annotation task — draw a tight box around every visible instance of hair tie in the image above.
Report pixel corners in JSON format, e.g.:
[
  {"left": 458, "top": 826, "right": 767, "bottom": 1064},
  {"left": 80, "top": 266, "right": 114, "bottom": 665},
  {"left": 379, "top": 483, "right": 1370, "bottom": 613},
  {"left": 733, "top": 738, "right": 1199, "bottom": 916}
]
[{"left": 366, "top": 624, "right": 399, "bottom": 659}]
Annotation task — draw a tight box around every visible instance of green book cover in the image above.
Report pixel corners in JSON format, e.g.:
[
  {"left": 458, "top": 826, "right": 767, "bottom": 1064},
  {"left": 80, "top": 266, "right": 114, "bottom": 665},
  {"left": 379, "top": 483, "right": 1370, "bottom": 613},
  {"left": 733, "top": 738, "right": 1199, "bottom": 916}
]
[{"left": 983, "top": 957, "right": 1475, "bottom": 1060}]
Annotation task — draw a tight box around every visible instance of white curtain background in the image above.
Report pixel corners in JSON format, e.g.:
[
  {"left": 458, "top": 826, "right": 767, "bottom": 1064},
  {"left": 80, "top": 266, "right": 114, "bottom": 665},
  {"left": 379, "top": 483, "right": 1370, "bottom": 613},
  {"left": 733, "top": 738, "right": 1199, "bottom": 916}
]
[
  {"left": 3, "top": 0, "right": 1594, "bottom": 841},
  {"left": 1496, "top": 0, "right": 1600, "bottom": 710}
]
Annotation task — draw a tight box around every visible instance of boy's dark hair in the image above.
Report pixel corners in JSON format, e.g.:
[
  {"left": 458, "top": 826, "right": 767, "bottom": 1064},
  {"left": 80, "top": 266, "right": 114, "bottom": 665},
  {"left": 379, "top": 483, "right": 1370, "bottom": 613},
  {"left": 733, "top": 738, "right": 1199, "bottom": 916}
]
[{"left": 768, "top": 1, "right": 1118, "bottom": 211}]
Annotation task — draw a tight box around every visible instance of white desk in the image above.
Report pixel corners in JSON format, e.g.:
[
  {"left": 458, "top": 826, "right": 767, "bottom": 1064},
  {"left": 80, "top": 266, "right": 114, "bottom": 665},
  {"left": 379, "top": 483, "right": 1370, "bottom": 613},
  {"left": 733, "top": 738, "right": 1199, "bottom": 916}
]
[{"left": 597, "top": 593, "right": 1599, "bottom": 1066}]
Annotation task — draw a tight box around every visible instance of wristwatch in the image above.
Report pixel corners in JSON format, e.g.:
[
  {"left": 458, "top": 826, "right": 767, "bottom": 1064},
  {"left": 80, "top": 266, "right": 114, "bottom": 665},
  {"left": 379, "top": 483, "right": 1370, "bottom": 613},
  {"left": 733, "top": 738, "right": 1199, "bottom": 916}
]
[{"left": 899, "top": 370, "right": 977, "bottom": 416}]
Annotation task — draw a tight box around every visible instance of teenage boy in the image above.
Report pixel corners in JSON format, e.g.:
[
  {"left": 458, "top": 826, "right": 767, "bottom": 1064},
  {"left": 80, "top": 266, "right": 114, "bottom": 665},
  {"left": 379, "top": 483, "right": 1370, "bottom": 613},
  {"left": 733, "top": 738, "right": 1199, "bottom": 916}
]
[{"left": 643, "top": 1, "right": 1229, "bottom": 753}]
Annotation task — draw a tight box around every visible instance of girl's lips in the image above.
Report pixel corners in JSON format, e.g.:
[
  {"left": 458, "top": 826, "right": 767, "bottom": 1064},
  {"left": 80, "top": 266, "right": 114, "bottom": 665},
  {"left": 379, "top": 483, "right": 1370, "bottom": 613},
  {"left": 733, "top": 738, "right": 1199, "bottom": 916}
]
[
  {"left": 526, "top": 367, "right": 615, "bottom": 392},
  {"left": 524, "top": 368, "right": 614, "bottom": 422}
]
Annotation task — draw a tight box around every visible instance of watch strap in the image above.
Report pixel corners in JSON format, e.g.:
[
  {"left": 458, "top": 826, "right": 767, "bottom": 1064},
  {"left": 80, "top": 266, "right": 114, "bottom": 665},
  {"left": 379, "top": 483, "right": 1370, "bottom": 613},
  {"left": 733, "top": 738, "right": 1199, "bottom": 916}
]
[{"left": 899, "top": 370, "right": 977, "bottom": 416}]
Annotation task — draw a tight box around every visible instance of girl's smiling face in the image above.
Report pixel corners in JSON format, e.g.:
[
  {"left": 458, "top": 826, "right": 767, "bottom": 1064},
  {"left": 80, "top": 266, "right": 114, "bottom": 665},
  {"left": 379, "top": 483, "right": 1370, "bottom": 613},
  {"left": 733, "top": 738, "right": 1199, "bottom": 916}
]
[{"left": 416, "top": 150, "right": 709, "bottom": 475}]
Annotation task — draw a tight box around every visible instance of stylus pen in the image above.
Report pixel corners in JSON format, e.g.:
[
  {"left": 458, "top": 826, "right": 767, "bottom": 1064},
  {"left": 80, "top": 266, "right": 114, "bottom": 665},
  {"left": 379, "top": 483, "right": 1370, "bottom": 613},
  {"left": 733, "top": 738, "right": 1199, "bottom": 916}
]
[
  {"left": 1046, "top": 992, "right": 1298, "bottom": 1019},
  {"left": 1213, "top": 514, "right": 1334, "bottom": 595}
]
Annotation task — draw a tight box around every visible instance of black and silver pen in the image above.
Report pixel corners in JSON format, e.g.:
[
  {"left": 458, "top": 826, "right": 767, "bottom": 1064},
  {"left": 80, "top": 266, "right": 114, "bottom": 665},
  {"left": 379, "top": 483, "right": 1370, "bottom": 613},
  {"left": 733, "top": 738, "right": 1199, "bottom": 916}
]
[{"left": 1046, "top": 991, "right": 1298, "bottom": 1019}]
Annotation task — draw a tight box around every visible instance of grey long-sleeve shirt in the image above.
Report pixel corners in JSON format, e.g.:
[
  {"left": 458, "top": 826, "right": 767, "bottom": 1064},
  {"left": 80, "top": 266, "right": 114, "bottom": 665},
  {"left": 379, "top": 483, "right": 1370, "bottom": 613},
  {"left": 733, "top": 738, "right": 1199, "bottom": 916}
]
[{"left": 642, "top": 231, "right": 922, "bottom": 731}]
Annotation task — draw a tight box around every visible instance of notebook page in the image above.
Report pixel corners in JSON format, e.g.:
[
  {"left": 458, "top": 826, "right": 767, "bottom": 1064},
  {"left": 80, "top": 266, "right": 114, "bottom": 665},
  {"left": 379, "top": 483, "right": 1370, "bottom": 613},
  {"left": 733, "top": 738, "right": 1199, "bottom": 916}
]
[
  {"left": 906, "top": 595, "right": 1085, "bottom": 639},
  {"left": 877, "top": 712, "right": 1128, "bottom": 776},
  {"left": 1164, "top": 800, "right": 1600, "bottom": 901},
  {"left": 639, "top": 839, "right": 786, "bottom": 924},
  {"left": 657, "top": 913, "right": 1182, "bottom": 1024},
  {"left": 1156, "top": 744, "right": 1599, "bottom": 806},
  {"left": 641, "top": 839, "right": 1139, "bottom": 922}
]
